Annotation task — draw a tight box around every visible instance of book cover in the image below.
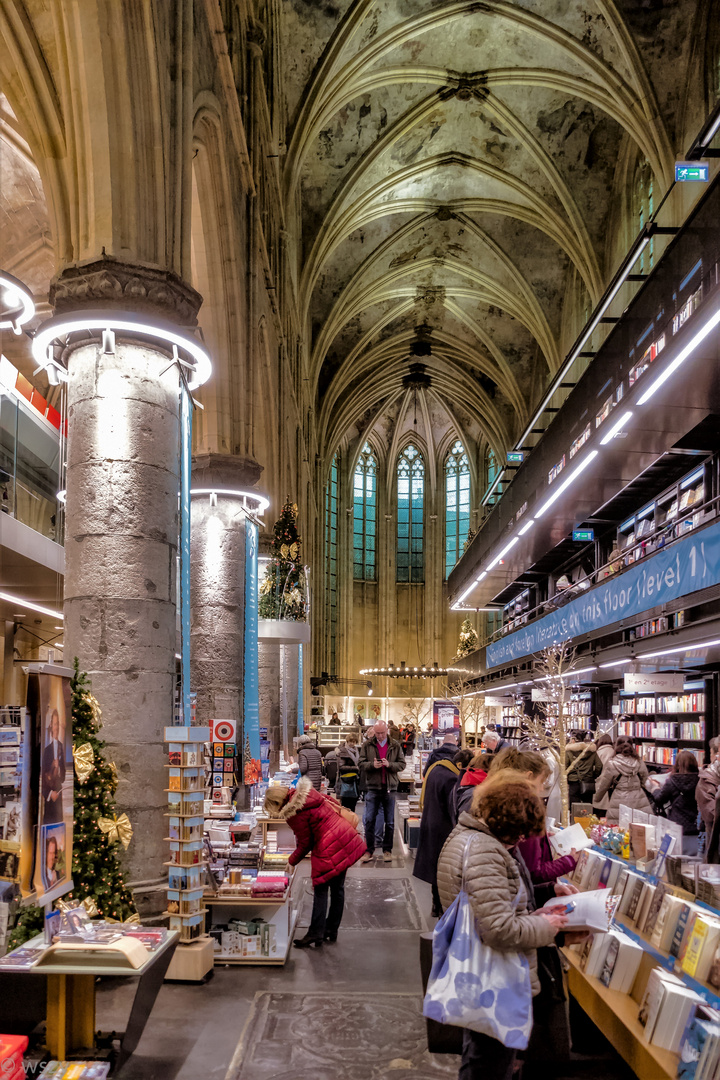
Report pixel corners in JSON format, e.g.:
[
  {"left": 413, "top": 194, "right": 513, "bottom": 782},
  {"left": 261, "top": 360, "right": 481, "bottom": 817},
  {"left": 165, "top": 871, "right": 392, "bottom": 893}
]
[
  {"left": 630, "top": 823, "right": 648, "bottom": 860},
  {"left": 643, "top": 883, "right": 667, "bottom": 937},
  {"left": 625, "top": 877, "right": 645, "bottom": 922},
  {"left": 600, "top": 934, "right": 620, "bottom": 987},
  {"left": 598, "top": 859, "right": 613, "bottom": 889},
  {"left": 682, "top": 918, "right": 710, "bottom": 980},
  {"left": 677, "top": 1016, "right": 713, "bottom": 1079},
  {"left": 671, "top": 904, "right": 694, "bottom": 959}
]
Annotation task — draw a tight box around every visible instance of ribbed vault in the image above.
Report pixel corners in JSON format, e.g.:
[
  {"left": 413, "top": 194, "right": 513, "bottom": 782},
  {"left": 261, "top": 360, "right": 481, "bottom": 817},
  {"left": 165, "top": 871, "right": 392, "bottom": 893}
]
[{"left": 281, "top": 0, "right": 688, "bottom": 471}]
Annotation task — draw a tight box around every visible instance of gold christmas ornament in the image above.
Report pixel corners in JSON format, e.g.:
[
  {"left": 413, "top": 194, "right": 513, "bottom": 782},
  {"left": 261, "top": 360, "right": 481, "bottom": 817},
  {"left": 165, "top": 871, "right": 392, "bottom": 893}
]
[
  {"left": 108, "top": 761, "right": 119, "bottom": 785},
  {"left": 289, "top": 542, "right": 299, "bottom": 559},
  {"left": 97, "top": 812, "right": 133, "bottom": 849},
  {"left": 106, "top": 910, "right": 141, "bottom": 925},
  {"left": 82, "top": 896, "right": 99, "bottom": 918},
  {"left": 280, "top": 543, "right": 289, "bottom": 558},
  {"left": 87, "top": 692, "right": 102, "bottom": 727},
  {"left": 72, "top": 742, "right": 95, "bottom": 784}
]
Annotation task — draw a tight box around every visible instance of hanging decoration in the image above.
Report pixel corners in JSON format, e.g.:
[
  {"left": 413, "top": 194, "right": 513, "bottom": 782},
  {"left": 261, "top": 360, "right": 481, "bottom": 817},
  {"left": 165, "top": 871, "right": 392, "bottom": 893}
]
[
  {"left": 258, "top": 498, "right": 308, "bottom": 621},
  {"left": 453, "top": 618, "right": 479, "bottom": 661},
  {"left": 72, "top": 742, "right": 95, "bottom": 784},
  {"left": 97, "top": 813, "right": 133, "bottom": 850}
]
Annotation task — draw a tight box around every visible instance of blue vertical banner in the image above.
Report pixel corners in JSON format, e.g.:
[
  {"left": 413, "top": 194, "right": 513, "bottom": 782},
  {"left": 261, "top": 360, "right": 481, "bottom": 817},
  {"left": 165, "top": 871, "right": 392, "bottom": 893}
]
[
  {"left": 297, "top": 644, "right": 304, "bottom": 735},
  {"left": 244, "top": 519, "right": 262, "bottom": 783},
  {"left": 180, "top": 388, "right": 192, "bottom": 725}
]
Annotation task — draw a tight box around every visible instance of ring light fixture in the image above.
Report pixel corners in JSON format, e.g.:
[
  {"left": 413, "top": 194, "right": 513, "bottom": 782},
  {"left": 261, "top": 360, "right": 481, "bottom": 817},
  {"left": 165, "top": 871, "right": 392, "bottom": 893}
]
[
  {"left": 0, "top": 271, "right": 35, "bottom": 334},
  {"left": 31, "top": 309, "right": 212, "bottom": 391},
  {"left": 190, "top": 488, "right": 270, "bottom": 514}
]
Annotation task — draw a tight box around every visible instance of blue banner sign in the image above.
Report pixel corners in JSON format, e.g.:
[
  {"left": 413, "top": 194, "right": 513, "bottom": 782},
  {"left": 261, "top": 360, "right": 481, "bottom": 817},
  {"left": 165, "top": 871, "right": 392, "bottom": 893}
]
[
  {"left": 486, "top": 519, "right": 720, "bottom": 668},
  {"left": 675, "top": 162, "right": 709, "bottom": 183},
  {"left": 243, "top": 520, "right": 262, "bottom": 782}
]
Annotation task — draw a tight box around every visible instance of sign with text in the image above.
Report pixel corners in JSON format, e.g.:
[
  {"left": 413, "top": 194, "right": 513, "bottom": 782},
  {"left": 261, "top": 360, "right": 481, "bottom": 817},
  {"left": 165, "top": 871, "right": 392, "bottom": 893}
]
[
  {"left": 573, "top": 528, "right": 594, "bottom": 542},
  {"left": 483, "top": 696, "right": 508, "bottom": 707},
  {"left": 506, "top": 451, "right": 524, "bottom": 464},
  {"left": 243, "top": 521, "right": 262, "bottom": 784},
  {"left": 531, "top": 688, "right": 553, "bottom": 702},
  {"left": 486, "top": 518, "right": 720, "bottom": 668},
  {"left": 624, "top": 672, "right": 685, "bottom": 694}
]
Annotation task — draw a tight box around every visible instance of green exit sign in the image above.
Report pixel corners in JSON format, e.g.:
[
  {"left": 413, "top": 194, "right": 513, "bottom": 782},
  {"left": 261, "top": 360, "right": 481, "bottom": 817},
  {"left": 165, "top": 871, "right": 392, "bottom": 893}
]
[
  {"left": 572, "top": 528, "right": 594, "bottom": 542},
  {"left": 506, "top": 451, "right": 524, "bottom": 464},
  {"left": 675, "top": 162, "right": 709, "bottom": 182}
]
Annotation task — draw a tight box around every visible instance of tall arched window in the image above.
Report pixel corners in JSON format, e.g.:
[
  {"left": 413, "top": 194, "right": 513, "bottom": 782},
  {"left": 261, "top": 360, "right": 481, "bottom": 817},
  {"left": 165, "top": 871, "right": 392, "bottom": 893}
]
[
  {"left": 325, "top": 453, "right": 339, "bottom": 673},
  {"left": 353, "top": 442, "right": 377, "bottom": 580},
  {"left": 634, "top": 158, "right": 654, "bottom": 272},
  {"left": 397, "top": 444, "right": 424, "bottom": 583},
  {"left": 486, "top": 446, "right": 499, "bottom": 489},
  {"left": 445, "top": 439, "right": 470, "bottom": 577}
]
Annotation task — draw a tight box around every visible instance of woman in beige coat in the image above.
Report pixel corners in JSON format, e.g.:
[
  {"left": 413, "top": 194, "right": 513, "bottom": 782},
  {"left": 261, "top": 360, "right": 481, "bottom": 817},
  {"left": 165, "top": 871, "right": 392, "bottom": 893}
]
[
  {"left": 594, "top": 736, "right": 652, "bottom": 824},
  {"left": 437, "top": 776, "right": 567, "bottom": 1080},
  {"left": 591, "top": 734, "right": 615, "bottom": 815}
]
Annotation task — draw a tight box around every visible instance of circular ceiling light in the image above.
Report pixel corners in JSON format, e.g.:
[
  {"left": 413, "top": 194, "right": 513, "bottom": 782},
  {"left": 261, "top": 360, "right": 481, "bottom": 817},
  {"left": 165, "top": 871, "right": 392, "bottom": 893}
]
[
  {"left": 0, "top": 271, "right": 35, "bottom": 334},
  {"left": 32, "top": 309, "right": 212, "bottom": 391}
]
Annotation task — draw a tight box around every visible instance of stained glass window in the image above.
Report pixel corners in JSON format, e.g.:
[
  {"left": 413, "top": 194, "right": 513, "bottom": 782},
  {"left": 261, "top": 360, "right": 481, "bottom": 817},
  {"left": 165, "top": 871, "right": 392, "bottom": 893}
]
[
  {"left": 325, "top": 453, "right": 338, "bottom": 673},
  {"left": 397, "top": 444, "right": 424, "bottom": 583},
  {"left": 353, "top": 442, "right": 377, "bottom": 580},
  {"left": 445, "top": 440, "right": 470, "bottom": 577}
]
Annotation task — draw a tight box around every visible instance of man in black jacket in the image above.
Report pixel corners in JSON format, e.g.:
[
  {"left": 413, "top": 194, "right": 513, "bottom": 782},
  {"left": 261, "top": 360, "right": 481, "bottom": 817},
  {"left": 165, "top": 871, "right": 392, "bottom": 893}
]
[{"left": 359, "top": 721, "right": 405, "bottom": 862}]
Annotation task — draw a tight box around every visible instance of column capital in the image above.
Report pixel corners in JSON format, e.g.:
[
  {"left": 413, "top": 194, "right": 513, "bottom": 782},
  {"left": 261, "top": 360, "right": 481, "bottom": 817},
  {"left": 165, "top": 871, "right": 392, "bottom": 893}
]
[
  {"left": 50, "top": 257, "right": 202, "bottom": 327},
  {"left": 192, "top": 452, "right": 264, "bottom": 490}
]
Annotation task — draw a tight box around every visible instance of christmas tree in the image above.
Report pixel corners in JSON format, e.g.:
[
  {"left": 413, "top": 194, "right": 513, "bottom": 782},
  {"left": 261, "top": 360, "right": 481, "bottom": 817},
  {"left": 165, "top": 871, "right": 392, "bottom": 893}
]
[
  {"left": 8, "top": 660, "right": 136, "bottom": 948},
  {"left": 258, "top": 499, "right": 307, "bottom": 620},
  {"left": 453, "top": 618, "right": 479, "bottom": 660}
]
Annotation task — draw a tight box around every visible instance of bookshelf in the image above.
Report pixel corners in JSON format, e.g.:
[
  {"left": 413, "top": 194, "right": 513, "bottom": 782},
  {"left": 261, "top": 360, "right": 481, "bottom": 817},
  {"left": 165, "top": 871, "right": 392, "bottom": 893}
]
[{"left": 617, "top": 683, "right": 708, "bottom": 768}]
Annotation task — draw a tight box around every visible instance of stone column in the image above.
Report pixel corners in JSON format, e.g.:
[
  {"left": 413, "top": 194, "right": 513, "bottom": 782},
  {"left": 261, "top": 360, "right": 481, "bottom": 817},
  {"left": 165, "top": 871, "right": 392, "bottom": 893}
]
[
  {"left": 54, "top": 260, "right": 202, "bottom": 909},
  {"left": 259, "top": 641, "right": 282, "bottom": 774},
  {"left": 189, "top": 454, "right": 263, "bottom": 770}
]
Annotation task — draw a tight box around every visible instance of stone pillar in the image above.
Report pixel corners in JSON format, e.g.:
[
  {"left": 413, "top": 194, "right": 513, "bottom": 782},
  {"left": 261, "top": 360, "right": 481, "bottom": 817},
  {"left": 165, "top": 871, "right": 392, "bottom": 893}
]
[
  {"left": 189, "top": 455, "right": 265, "bottom": 801},
  {"left": 53, "top": 259, "right": 203, "bottom": 909},
  {"left": 259, "top": 641, "right": 282, "bottom": 774}
]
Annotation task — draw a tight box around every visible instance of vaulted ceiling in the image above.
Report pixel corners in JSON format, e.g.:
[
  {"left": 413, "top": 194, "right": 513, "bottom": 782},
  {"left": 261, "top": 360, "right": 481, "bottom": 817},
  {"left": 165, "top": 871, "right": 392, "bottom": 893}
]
[{"left": 281, "top": 0, "right": 697, "bottom": 470}]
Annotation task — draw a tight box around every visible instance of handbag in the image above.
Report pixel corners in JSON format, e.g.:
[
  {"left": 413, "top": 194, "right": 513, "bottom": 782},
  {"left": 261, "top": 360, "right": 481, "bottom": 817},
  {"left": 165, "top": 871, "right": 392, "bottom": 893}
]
[
  {"left": 338, "top": 767, "right": 359, "bottom": 800},
  {"left": 329, "top": 799, "right": 359, "bottom": 829},
  {"left": 422, "top": 835, "right": 533, "bottom": 1049}
]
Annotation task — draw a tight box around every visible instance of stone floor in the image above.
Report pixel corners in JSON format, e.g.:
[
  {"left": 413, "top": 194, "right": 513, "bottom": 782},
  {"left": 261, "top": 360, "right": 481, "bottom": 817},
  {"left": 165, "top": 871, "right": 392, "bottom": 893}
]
[{"left": 94, "top": 834, "right": 637, "bottom": 1080}]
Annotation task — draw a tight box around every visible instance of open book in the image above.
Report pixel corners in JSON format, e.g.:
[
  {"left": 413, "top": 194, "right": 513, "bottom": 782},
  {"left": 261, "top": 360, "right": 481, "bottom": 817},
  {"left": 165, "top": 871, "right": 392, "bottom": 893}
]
[
  {"left": 548, "top": 822, "right": 595, "bottom": 858},
  {"left": 543, "top": 888, "right": 620, "bottom": 932}
]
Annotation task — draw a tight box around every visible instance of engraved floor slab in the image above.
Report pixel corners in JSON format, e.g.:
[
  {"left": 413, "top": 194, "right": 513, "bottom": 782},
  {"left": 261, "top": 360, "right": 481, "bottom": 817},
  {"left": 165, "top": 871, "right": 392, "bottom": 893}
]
[
  {"left": 225, "top": 991, "right": 457, "bottom": 1080},
  {"left": 297, "top": 875, "right": 424, "bottom": 931}
]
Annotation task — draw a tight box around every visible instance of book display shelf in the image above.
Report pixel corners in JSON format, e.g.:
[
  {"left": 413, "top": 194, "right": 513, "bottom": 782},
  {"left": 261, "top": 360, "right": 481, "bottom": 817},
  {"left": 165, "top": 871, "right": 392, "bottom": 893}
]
[
  {"left": 204, "top": 813, "right": 301, "bottom": 965},
  {"left": 617, "top": 681, "right": 708, "bottom": 768},
  {"left": 562, "top": 839, "right": 720, "bottom": 1080}
]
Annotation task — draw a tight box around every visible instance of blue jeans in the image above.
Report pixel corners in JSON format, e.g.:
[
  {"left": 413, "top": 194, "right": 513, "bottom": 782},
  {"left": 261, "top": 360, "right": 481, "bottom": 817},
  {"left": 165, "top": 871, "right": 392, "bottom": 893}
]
[{"left": 364, "top": 789, "right": 395, "bottom": 854}]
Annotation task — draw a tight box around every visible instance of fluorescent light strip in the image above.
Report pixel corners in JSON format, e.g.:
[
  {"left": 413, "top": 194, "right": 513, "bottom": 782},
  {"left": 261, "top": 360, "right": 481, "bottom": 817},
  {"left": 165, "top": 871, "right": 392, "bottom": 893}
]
[
  {"left": 680, "top": 467, "right": 704, "bottom": 490},
  {"left": 537, "top": 665, "right": 596, "bottom": 681},
  {"left": 638, "top": 306, "right": 720, "bottom": 404},
  {"left": 486, "top": 537, "right": 519, "bottom": 572},
  {"left": 0, "top": 591, "right": 64, "bottom": 620},
  {"left": 518, "top": 518, "right": 535, "bottom": 536},
  {"left": 600, "top": 410, "right": 633, "bottom": 445},
  {"left": 516, "top": 238, "right": 649, "bottom": 449},
  {"left": 535, "top": 451, "right": 599, "bottom": 518},
  {"left": 599, "top": 658, "right": 633, "bottom": 668},
  {"left": 638, "top": 638, "right": 720, "bottom": 659}
]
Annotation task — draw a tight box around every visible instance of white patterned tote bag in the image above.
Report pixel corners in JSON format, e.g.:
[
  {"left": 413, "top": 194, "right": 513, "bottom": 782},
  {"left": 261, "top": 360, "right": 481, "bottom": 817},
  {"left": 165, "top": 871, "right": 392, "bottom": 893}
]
[{"left": 422, "top": 834, "right": 533, "bottom": 1049}]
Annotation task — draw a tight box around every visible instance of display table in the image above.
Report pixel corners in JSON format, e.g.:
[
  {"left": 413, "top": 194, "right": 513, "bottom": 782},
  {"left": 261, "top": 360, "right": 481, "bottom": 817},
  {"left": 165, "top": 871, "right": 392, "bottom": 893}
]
[
  {"left": 562, "top": 944, "right": 677, "bottom": 1080},
  {"left": 0, "top": 930, "right": 178, "bottom": 1069}
]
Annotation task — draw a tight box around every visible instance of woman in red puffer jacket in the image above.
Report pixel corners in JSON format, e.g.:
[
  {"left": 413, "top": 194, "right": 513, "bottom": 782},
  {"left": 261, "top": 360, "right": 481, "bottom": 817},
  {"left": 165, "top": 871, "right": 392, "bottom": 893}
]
[{"left": 264, "top": 777, "right": 366, "bottom": 948}]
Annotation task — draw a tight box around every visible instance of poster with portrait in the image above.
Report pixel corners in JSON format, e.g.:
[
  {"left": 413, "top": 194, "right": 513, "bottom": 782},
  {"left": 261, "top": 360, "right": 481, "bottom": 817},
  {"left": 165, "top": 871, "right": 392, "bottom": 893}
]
[{"left": 26, "top": 668, "right": 73, "bottom": 902}]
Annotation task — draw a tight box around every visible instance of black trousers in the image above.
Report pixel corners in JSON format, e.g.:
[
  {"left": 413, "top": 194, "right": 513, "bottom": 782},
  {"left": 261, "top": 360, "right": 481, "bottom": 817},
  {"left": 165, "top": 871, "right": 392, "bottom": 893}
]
[
  {"left": 459, "top": 1028, "right": 517, "bottom": 1080},
  {"left": 307, "top": 870, "right": 347, "bottom": 940},
  {"left": 340, "top": 795, "right": 358, "bottom": 814}
]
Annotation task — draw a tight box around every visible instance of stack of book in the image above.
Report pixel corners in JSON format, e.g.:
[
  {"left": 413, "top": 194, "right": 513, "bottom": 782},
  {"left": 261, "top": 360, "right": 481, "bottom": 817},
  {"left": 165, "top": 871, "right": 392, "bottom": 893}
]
[{"left": 638, "top": 968, "right": 703, "bottom": 1054}]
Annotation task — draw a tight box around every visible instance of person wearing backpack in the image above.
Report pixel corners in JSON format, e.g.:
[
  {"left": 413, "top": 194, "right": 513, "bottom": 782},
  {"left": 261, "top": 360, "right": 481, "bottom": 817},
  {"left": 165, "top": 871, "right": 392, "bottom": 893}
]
[
  {"left": 565, "top": 731, "right": 603, "bottom": 808},
  {"left": 297, "top": 734, "right": 323, "bottom": 791},
  {"left": 594, "top": 736, "right": 652, "bottom": 823},
  {"left": 335, "top": 734, "right": 361, "bottom": 813},
  {"left": 414, "top": 749, "right": 468, "bottom": 917}
]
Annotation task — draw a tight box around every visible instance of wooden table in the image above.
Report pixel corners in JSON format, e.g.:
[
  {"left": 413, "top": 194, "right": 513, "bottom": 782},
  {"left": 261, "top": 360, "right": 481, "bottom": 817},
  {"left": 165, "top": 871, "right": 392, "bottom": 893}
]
[{"left": 1, "top": 931, "right": 178, "bottom": 1069}]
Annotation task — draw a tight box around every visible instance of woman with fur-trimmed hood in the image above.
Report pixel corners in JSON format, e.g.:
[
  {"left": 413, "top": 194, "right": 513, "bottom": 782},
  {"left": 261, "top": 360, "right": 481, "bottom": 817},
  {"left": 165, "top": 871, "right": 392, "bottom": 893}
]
[{"left": 264, "top": 777, "right": 366, "bottom": 948}]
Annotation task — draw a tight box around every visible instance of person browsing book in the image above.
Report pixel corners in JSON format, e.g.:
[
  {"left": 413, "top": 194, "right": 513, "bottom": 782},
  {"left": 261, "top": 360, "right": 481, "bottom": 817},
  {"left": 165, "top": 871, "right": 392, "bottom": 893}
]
[
  {"left": 652, "top": 750, "right": 700, "bottom": 855},
  {"left": 437, "top": 775, "right": 568, "bottom": 1080},
  {"left": 264, "top": 779, "right": 366, "bottom": 947}
]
